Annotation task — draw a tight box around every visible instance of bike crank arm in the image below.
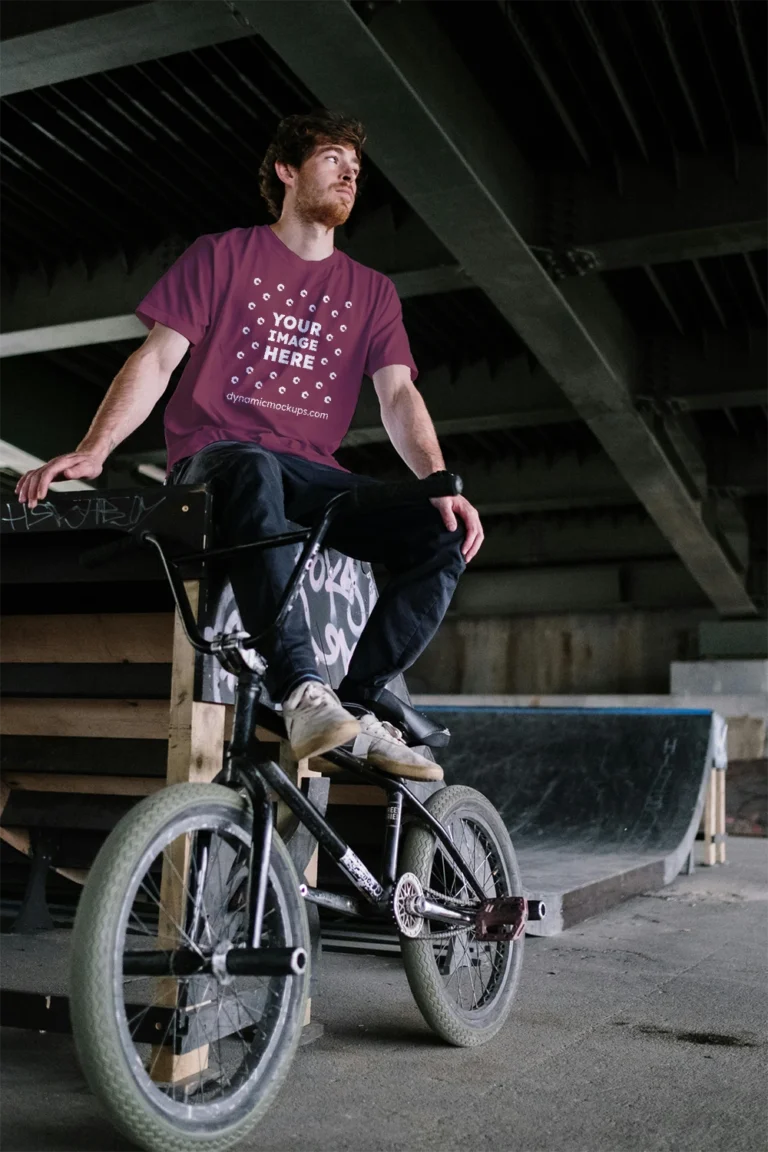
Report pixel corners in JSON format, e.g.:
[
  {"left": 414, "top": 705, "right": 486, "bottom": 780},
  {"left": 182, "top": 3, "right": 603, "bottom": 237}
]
[
  {"left": 123, "top": 946, "right": 306, "bottom": 979},
  {"left": 413, "top": 897, "right": 475, "bottom": 926}
]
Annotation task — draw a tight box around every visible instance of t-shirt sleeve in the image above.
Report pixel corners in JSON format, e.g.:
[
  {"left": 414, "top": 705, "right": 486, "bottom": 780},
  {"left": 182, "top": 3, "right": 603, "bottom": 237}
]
[
  {"left": 135, "top": 235, "right": 216, "bottom": 346},
  {"left": 364, "top": 279, "right": 418, "bottom": 381}
]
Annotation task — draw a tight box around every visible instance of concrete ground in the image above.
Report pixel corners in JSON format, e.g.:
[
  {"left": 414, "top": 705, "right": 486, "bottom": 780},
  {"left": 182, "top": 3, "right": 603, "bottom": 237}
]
[{"left": 1, "top": 838, "right": 766, "bottom": 1152}]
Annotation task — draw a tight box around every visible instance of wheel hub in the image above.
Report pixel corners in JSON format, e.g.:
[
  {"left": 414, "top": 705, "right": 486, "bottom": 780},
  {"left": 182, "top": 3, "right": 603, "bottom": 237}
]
[
  {"left": 210, "top": 940, "right": 235, "bottom": 985},
  {"left": 392, "top": 872, "right": 425, "bottom": 938}
]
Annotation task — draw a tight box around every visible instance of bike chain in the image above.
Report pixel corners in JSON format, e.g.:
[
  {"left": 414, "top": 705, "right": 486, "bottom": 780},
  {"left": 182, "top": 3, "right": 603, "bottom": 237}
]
[{"left": 411, "top": 886, "right": 481, "bottom": 942}]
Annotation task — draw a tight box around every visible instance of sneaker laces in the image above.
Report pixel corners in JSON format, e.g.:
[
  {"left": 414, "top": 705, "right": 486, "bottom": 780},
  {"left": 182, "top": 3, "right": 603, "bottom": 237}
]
[{"left": 360, "top": 712, "right": 406, "bottom": 745}]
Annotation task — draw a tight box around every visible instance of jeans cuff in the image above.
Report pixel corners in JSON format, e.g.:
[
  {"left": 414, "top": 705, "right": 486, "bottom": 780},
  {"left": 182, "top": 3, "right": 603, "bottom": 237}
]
[{"left": 280, "top": 671, "right": 325, "bottom": 705}]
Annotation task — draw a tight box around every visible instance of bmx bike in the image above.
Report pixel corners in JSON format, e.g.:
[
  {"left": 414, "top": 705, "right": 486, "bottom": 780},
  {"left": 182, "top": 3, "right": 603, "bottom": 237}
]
[{"left": 69, "top": 471, "right": 536, "bottom": 1152}]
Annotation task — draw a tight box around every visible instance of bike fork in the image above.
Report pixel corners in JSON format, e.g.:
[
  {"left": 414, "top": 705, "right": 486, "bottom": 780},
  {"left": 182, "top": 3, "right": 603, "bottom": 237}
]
[
  {"left": 227, "top": 669, "right": 274, "bottom": 950},
  {"left": 246, "top": 792, "right": 273, "bottom": 948}
]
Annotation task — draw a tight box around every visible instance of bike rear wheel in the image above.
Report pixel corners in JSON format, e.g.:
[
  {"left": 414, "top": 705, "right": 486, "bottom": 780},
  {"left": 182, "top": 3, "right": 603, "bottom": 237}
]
[
  {"left": 70, "top": 783, "right": 309, "bottom": 1152},
  {"left": 399, "top": 785, "right": 524, "bottom": 1047}
]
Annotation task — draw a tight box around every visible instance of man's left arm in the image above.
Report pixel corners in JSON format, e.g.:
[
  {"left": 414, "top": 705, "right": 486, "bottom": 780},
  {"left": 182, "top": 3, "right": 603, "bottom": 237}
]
[{"left": 372, "top": 365, "right": 484, "bottom": 562}]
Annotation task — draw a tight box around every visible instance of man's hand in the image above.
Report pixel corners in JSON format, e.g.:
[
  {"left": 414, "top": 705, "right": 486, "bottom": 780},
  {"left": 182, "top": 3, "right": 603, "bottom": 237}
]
[
  {"left": 431, "top": 494, "right": 484, "bottom": 562},
  {"left": 15, "top": 450, "right": 106, "bottom": 509}
]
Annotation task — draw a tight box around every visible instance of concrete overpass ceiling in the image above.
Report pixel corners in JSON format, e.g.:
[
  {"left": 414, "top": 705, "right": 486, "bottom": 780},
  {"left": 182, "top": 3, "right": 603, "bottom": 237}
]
[
  {"left": 0, "top": 33, "right": 449, "bottom": 276},
  {"left": 436, "top": 1, "right": 767, "bottom": 165},
  {"left": 0, "top": 0, "right": 765, "bottom": 617}
]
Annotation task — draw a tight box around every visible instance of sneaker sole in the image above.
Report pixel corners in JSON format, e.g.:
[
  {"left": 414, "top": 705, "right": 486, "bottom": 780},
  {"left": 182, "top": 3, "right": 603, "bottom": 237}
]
[
  {"left": 291, "top": 718, "right": 361, "bottom": 763},
  {"left": 367, "top": 752, "right": 444, "bottom": 782}
]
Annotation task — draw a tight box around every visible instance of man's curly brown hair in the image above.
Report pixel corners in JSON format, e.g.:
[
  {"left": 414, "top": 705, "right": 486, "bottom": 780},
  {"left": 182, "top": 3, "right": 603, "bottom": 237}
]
[{"left": 259, "top": 110, "right": 366, "bottom": 219}]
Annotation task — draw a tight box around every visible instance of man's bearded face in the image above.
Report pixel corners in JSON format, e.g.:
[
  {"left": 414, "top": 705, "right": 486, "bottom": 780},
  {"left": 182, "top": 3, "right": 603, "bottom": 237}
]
[{"left": 292, "top": 143, "right": 358, "bottom": 227}]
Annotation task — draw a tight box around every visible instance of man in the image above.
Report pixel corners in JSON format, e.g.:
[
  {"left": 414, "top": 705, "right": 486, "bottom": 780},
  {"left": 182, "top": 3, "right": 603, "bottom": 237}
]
[{"left": 16, "top": 111, "right": 483, "bottom": 780}]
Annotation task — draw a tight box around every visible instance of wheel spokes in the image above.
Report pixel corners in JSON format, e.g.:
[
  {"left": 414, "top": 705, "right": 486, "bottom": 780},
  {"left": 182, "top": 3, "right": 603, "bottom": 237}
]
[
  {"left": 430, "top": 817, "right": 510, "bottom": 1010},
  {"left": 118, "top": 822, "right": 288, "bottom": 1109}
]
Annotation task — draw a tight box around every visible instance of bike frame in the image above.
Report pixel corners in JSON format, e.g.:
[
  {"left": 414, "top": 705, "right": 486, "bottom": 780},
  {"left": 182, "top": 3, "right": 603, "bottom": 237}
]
[{"left": 140, "top": 517, "right": 488, "bottom": 950}]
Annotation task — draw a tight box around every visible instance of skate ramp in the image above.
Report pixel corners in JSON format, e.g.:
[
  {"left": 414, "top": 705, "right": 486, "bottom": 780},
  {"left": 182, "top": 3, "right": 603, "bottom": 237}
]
[{"left": 431, "top": 706, "right": 727, "bottom": 935}]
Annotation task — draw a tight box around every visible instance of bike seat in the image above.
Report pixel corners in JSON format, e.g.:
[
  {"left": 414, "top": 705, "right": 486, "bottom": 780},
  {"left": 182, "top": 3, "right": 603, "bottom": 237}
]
[{"left": 342, "top": 688, "right": 450, "bottom": 750}]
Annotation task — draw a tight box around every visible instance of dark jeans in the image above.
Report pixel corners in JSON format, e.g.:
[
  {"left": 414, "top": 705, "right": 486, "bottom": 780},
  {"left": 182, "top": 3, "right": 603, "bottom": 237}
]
[{"left": 170, "top": 441, "right": 465, "bottom": 702}]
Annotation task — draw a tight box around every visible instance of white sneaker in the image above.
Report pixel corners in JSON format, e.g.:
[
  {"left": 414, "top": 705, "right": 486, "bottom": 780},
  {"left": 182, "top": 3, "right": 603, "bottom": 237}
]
[
  {"left": 283, "top": 680, "right": 361, "bottom": 761},
  {"left": 351, "top": 713, "right": 443, "bottom": 781}
]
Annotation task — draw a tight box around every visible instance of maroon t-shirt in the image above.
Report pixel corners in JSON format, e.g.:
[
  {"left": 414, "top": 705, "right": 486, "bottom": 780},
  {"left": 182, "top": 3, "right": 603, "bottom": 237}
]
[{"left": 136, "top": 225, "right": 417, "bottom": 471}]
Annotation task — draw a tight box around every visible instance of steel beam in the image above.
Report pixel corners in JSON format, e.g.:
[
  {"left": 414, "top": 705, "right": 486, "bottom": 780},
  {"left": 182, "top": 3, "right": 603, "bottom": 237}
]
[
  {"left": 370, "top": 453, "right": 635, "bottom": 516},
  {"left": 242, "top": 0, "right": 753, "bottom": 615},
  {"left": 475, "top": 512, "right": 671, "bottom": 569},
  {"left": 710, "top": 447, "right": 768, "bottom": 496},
  {"left": 641, "top": 330, "right": 768, "bottom": 414},
  {"left": 539, "top": 149, "right": 768, "bottom": 271},
  {"left": 452, "top": 559, "right": 709, "bottom": 615},
  {"left": 0, "top": 243, "right": 470, "bottom": 355},
  {"left": 0, "top": 316, "right": 146, "bottom": 358},
  {"left": 344, "top": 334, "right": 765, "bottom": 445},
  {"left": 0, "top": 1, "right": 250, "bottom": 97},
  {"left": 345, "top": 355, "right": 573, "bottom": 446}
]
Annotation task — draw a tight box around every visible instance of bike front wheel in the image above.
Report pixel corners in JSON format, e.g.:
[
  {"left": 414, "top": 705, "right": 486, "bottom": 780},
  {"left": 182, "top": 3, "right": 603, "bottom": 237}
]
[
  {"left": 399, "top": 785, "right": 524, "bottom": 1047},
  {"left": 69, "top": 783, "right": 309, "bottom": 1152}
]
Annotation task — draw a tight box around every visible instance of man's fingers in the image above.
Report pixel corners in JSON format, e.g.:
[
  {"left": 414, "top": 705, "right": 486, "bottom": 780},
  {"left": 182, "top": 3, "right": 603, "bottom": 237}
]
[
  {"left": 19, "top": 469, "right": 42, "bottom": 507},
  {"left": 15, "top": 471, "right": 30, "bottom": 501},
  {"left": 464, "top": 531, "right": 484, "bottom": 562},
  {"left": 458, "top": 504, "right": 484, "bottom": 562},
  {"left": 25, "top": 470, "right": 46, "bottom": 508},
  {"left": 17, "top": 453, "right": 101, "bottom": 507},
  {"left": 462, "top": 527, "right": 480, "bottom": 561},
  {"left": 21, "top": 461, "right": 64, "bottom": 507}
]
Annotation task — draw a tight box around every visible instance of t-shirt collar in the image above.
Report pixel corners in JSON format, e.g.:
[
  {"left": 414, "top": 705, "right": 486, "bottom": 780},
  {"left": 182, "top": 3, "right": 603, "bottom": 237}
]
[{"left": 261, "top": 224, "right": 340, "bottom": 274}]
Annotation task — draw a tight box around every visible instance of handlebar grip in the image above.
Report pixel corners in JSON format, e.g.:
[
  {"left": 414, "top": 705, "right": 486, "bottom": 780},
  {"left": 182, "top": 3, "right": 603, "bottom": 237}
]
[
  {"left": 350, "top": 471, "right": 463, "bottom": 514},
  {"left": 79, "top": 532, "right": 144, "bottom": 570}
]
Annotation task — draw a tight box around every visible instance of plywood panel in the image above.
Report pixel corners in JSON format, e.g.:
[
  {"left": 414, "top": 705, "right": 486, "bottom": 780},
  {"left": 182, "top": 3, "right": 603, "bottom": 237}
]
[
  {"left": 1, "top": 698, "right": 168, "bottom": 739},
  {"left": 2, "top": 614, "right": 174, "bottom": 663},
  {"left": 2, "top": 773, "right": 161, "bottom": 797},
  {"left": 165, "top": 582, "right": 225, "bottom": 786}
]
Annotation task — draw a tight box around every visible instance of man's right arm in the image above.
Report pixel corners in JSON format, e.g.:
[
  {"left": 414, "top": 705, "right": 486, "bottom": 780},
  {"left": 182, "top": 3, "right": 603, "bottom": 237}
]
[{"left": 15, "top": 322, "right": 189, "bottom": 508}]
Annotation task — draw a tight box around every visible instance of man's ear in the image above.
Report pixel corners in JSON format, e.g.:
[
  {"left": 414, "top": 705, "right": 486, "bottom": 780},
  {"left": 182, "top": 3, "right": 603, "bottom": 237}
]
[{"left": 274, "top": 160, "right": 297, "bottom": 190}]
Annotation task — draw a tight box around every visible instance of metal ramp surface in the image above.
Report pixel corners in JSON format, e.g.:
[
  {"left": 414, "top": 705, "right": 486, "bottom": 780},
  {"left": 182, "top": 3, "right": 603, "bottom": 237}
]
[{"left": 432, "top": 706, "right": 727, "bottom": 935}]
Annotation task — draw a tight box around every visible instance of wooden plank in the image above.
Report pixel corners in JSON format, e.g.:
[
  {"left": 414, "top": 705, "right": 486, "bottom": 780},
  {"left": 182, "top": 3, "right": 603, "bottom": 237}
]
[
  {"left": 150, "top": 827, "right": 198, "bottom": 1080},
  {"left": 1, "top": 773, "right": 162, "bottom": 797},
  {"left": 153, "top": 581, "right": 222, "bottom": 1080},
  {"left": 0, "top": 825, "right": 31, "bottom": 856},
  {"left": 328, "top": 784, "right": 387, "bottom": 806},
  {"left": 702, "top": 769, "right": 717, "bottom": 866},
  {"left": 150, "top": 1043, "right": 211, "bottom": 1085},
  {"left": 2, "top": 614, "right": 174, "bottom": 663},
  {"left": 165, "top": 582, "right": 226, "bottom": 786},
  {"left": 716, "top": 769, "right": 727, "bottom": 864},
  {"left": 0, "top": 698, "right": 169, "bottom": 739}
]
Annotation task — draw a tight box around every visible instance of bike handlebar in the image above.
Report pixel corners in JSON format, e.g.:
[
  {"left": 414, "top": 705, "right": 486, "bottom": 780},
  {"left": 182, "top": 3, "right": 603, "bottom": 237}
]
[
  {"left": 79, "top": 472, "right": 463, "bottom": 572},
  {"left": 347, "top": 471, "right": 462, "bottom": 514}
]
